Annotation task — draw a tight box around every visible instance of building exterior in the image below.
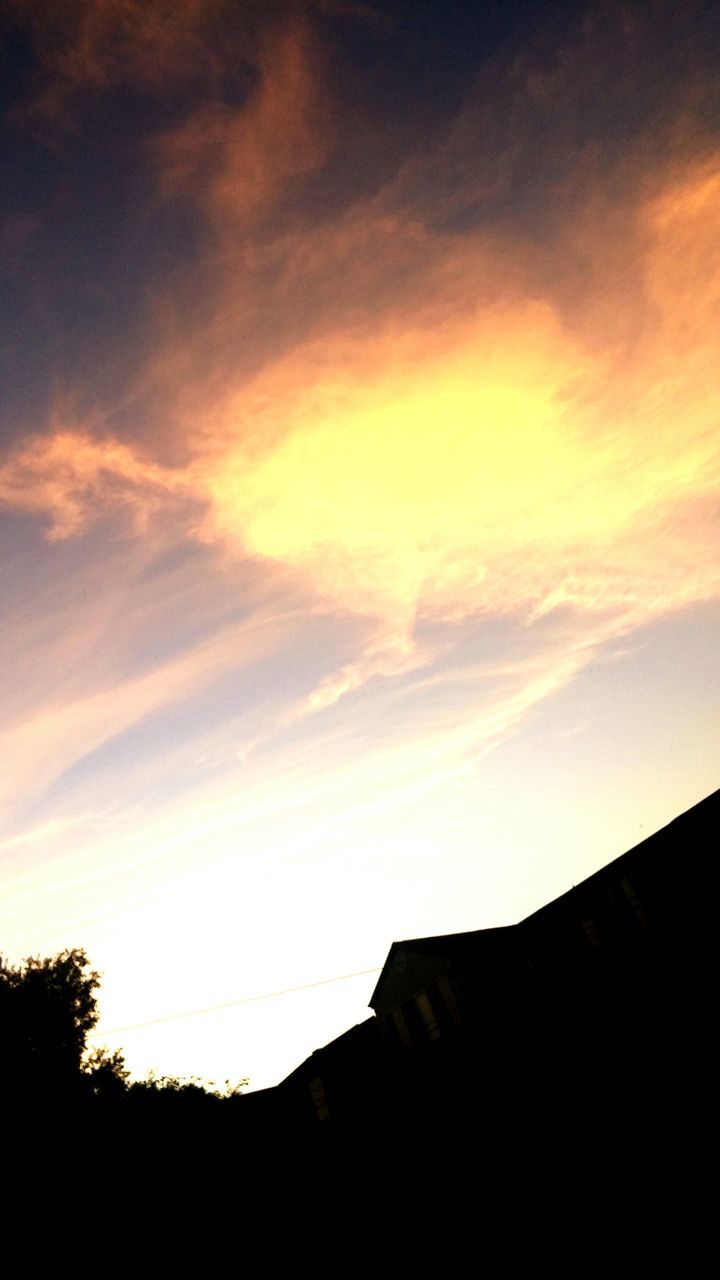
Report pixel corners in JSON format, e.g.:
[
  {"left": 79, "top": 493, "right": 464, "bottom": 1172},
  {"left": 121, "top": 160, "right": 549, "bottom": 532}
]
[{"left": 278, "top": 787, "right": 716, "bottom": 1156}]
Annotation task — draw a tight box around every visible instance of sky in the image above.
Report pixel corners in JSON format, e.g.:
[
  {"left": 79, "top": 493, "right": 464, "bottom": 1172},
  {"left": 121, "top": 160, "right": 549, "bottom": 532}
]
[{"left": 1, "top": 0, "right": 718, "bottom": 1092}]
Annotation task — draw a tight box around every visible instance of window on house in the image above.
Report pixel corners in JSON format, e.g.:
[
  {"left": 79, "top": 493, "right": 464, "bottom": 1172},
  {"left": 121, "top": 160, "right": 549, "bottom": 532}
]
[
  {"left": 309, "top": 1075, "right": 330, "bottom": 1122},
  {"left": 434, "top": 975, "right": 463, "bottom": 1028},
  {"left": 390, "top": 1006, "right": 412, "bottom": 1046},
  {"left": 620, "top": 876, "right": 649, "bottom": 928},
  {"left": 414, "top": 989, "right": 442, "bottom": 1040},
  {"left": 580, "top": 916, "right": 600, "bottom": 947}
]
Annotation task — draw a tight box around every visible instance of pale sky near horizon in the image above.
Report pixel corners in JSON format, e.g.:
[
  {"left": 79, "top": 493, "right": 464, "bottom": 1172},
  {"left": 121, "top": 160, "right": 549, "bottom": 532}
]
[{"left": 1, "top": 0, "right": 718, "bottom": 1091}]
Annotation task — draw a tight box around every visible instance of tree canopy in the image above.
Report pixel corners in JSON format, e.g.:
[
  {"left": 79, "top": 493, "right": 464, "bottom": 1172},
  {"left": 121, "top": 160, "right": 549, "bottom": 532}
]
[
  {"left": 0, "top": 947, "right": 101, "bottom": 1103},
  {"left": 0, "top": 948, "right": 246, "bottom": 1106}
]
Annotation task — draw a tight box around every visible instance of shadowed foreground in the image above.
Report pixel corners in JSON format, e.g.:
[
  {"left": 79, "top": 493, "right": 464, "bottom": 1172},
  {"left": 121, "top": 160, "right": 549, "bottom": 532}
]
[{"left": 3, "top": 790, "right": 713, "bottom": 1242}]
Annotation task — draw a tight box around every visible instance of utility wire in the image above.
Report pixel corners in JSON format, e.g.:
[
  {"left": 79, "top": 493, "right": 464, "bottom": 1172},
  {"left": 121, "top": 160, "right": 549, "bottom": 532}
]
[{"left": 88, "top": 966, "right": 382, "bottom": 1038}]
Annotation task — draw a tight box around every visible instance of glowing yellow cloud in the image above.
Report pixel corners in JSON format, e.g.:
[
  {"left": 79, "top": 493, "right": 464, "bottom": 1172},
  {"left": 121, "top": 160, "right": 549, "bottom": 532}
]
[
  {"left": 1, "top": 145, "right": 717, "bottom": 655},
  {"left": 196, "top": 157, "right": 720, "bottom": 633},
  {"left": 198, "top": 303, "right": 587, "bottom": 623}
]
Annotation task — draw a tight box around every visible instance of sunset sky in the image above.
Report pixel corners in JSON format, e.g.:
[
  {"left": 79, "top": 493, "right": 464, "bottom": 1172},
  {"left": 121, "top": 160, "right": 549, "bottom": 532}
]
[{"left": 1, "top": 0, "right": 718, "bottom": 1091}]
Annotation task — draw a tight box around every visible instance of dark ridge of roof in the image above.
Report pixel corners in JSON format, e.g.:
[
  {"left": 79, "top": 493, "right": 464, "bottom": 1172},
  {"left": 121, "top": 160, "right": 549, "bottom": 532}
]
[
  {"left": 281, "top": 1017, "right": 377, "bottom": 1085},
  {"left": 369, "top": 785, "right": 719, "bottom": 1008},
  {"left": 391, "top": 923, "right": 515, "bottom": 953},
  {"left": 523, "top": 784, "right": 718, "bottom": 927},
  {"left": 368, "top": 926, "right": 515, "bottom": 1007}
]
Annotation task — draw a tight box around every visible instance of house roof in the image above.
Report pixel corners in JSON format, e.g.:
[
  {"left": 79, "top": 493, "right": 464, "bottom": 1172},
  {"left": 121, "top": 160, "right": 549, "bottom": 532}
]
[
  {"left": 368, "top": 925, "right": 514, "bottom": 1010},
  {"left": 369, "top": 785, "right": 718, "bottom": 1011},
  {"left": 281, "top": 1017, "right": 379, "bottom": 1087}
]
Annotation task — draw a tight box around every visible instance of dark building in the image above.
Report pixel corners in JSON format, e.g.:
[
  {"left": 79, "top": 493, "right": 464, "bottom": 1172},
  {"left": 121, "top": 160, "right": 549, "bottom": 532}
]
[{"left": 279, "top": 787, "right": 716, "bottom": 1160}]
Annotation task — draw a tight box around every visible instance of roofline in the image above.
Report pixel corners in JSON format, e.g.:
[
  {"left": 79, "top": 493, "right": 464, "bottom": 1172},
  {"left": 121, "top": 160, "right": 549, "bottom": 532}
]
[
  {"left": 368, "top": 785, "right": 719, "bottom": 1009},
  {"left": 368, "top": 926, "right": 515, "bottom": 1007}
]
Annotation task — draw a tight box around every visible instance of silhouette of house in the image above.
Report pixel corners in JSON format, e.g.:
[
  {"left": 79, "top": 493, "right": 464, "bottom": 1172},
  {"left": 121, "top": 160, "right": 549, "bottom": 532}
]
[
  {"left": 281, "top": 1017, "right": 385, "bottom": 1133},
  {"left": 280, "top": 787, "right": 716, "bottom": 1154},
  {"left": 369, "top": 786, "right": 712, "bottom": 1040}
]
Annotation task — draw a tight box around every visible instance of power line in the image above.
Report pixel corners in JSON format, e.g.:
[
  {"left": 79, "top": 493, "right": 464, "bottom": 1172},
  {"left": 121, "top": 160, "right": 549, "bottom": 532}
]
[{"left": 88, "top": 966, "right": 382, "bottom": 1038}]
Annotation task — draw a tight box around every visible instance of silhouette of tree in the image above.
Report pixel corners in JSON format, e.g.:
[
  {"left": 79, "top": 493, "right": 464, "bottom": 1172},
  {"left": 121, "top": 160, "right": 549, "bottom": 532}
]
[
  {"left": 84, "top": 1045, "right": 131, "bottom": 1101},
  {"left": 0, "top": 947, "right": 247, "bottom": 1106},
  {"left": 0, "top": 947, "right": 102, "bottom": 1104},
  {"left": 125, "top": 1070, "right": 248, "bottom": 1106}
]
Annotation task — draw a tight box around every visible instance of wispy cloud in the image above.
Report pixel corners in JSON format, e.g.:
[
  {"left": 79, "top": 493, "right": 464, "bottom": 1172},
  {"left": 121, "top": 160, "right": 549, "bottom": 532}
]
[
  {"left": 155, "top": 20, "right": 328, "bottom": 225},
  {"left": 0, "top": 605, "right": 295, "bottom": 822},
  {"left": 7, "top": 0, "right": 250, "bottom": 123},
  {"left": 0, "top": 430, "right": 191, "bottom": 538}
]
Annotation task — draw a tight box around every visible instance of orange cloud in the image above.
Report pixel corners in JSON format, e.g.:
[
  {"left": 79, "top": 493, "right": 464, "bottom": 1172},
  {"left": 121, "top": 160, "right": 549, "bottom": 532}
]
[
  {"left": 156, "top": 22, "right": 328, "bottom": 224},
  {"left": 0, "top": 431, "right": 190, "bottom": 539},
  {"left": 8, "top": 0, "right": 236, "bottom": 121}
]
